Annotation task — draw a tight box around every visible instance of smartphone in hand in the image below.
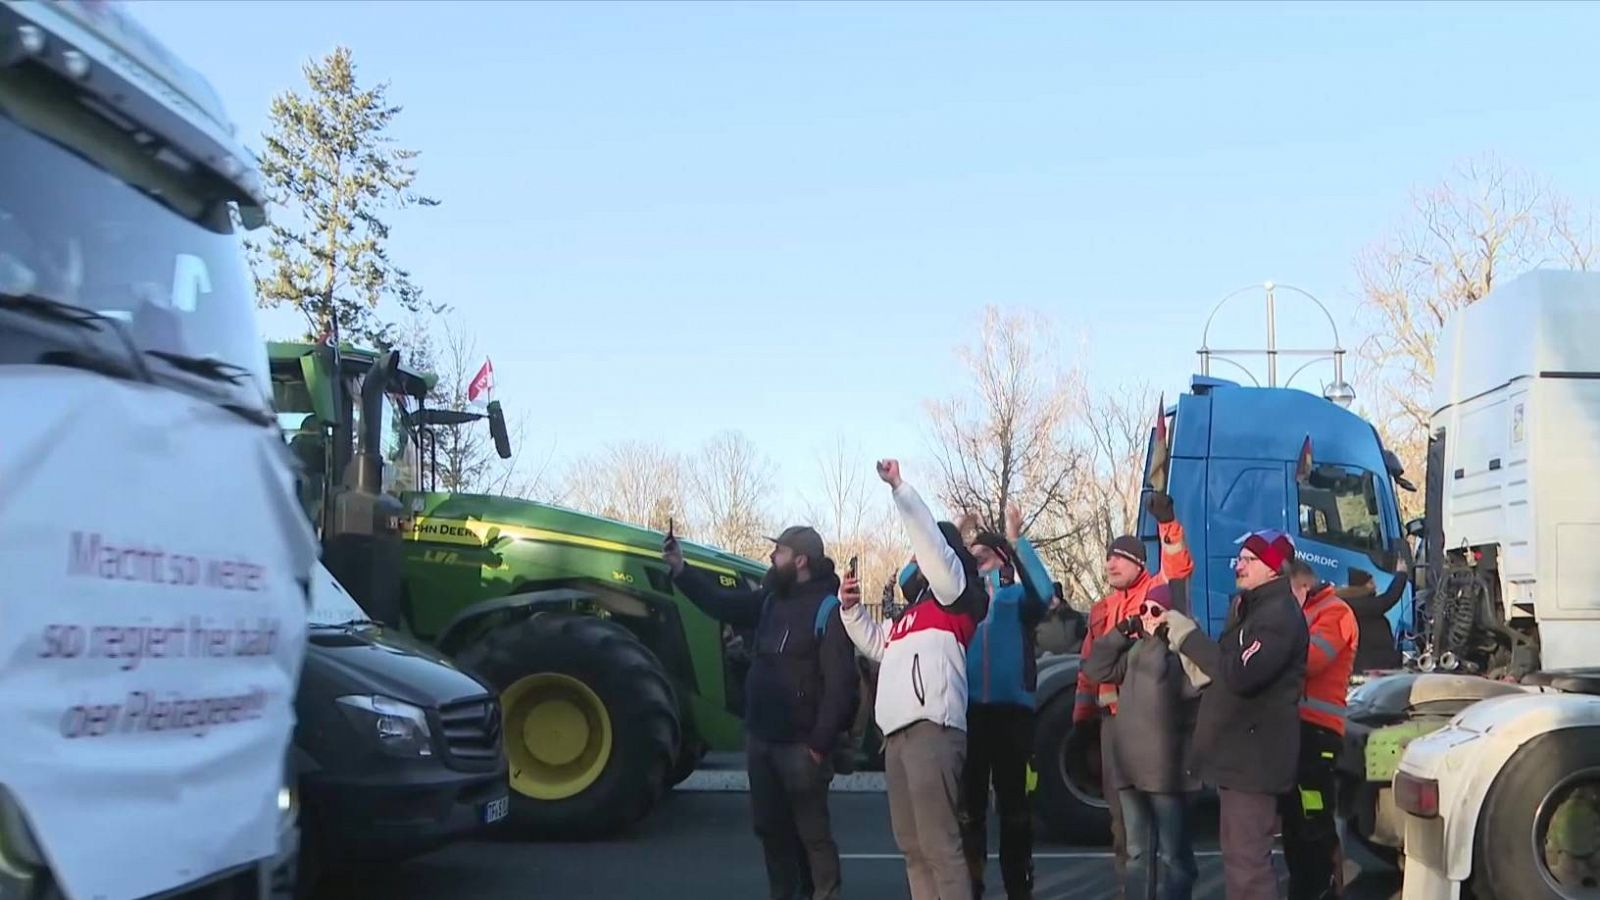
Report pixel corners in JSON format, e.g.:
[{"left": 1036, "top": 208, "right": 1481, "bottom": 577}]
[{"left": 848, "top": 555, "right": 859, "bottom": 579}]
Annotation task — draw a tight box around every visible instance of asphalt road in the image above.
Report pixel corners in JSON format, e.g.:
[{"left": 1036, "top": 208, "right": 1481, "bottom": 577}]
[{"left": 314, "top": 780, "right": 1403, "bottom": 899}]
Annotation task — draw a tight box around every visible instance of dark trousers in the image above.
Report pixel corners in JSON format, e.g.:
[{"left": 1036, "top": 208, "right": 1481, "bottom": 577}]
[
  {"left": 1101, "top": 716, "right": 1128, "bottom": 898},
  {"left": 1279, "top": 722, "right": 1344, "bottom": 900},
  {"left": 1120, "top": 790, "right": 1197, "bottom": 900},
  {"left": 1217, "top": 788, "right": 1280, "bottom": 900},
  {"left": 748, "top": 735, "right": 841, "bottom": 900},
  {"left": 959, "top": 704, "right": 1035, "bottom": 899}
]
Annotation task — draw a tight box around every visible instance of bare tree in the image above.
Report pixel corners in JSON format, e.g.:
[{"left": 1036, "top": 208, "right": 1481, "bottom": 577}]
[
  {"left": 1044, "top": 379, "right": 1157, "bottom": 605},
  {"left": 687, "top": 430, "right": 777, "bottom": 559},
  {"left": 802, "top": 437, "right": 905, "bottom": 615},
  {"left": 561, "top": 441, "right": 688, "bottom": 532},
  {"left": 1354, "top": 155, "right": 1597, "bottom": 517},
  {"left": 924, "top": 306, "right": 1086, "bottom": 547},
  {"left": 398, "top": 314, "right": 553, "bottom": 499}
]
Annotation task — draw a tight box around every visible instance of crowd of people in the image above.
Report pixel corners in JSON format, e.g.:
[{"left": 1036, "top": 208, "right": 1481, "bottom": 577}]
[{"left": 660, "top": 459, "right": 1409, "bottom": 900}]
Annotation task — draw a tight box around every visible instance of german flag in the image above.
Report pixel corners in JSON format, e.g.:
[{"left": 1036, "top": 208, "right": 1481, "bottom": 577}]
[{"left": 1147, "top": 394, "right": 1171, "bottom": 494}]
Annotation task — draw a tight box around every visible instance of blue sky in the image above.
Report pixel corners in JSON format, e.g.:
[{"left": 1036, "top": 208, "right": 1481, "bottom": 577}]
[{"left": 135, "top": 0, "right": 1600, "bottom": 514}]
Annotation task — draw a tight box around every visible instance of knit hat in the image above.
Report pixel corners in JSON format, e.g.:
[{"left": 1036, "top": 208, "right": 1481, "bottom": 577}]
[
  {"left": 1141, "top": 582, "right": 1174, "bottom": 612},
  {"left": 972, "top": 530, "right": 1016, "bottom": 569},
  {"left": 1239, "top": 529, "right": 1295, "bottom": 572},
  {"left": 1107, "top": 535, "right": 1146, "bottom": 567}
]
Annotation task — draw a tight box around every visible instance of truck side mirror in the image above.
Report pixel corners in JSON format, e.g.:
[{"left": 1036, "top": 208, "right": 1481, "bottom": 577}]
[{"left": 487, "top": 401, "right": 512, "bottom": 459}]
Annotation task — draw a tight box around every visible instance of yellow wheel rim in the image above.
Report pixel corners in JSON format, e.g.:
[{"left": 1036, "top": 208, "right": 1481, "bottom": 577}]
[{"left": 501, "top": 673, "right": 613, "bottom": 801}]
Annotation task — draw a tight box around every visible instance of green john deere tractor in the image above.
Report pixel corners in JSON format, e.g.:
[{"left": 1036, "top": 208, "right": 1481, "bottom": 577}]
[{"left": 267, "top": 339, "right": 779, "bottom": 839}]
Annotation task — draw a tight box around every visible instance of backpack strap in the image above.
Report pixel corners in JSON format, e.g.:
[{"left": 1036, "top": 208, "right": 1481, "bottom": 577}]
[{"left": 815, "top": 594, "right": 840, "bottom": 639}]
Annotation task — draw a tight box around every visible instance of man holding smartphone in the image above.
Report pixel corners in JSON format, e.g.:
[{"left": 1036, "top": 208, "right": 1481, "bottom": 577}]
[{"left": 664, "top": 523, "right": 858, "bottom": 900}]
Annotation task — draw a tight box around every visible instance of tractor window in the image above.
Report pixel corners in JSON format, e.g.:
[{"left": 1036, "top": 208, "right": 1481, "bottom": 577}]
[
  {"left": 269, "top": 374, "right": 324, "bottom": 524},
  {"left": 1297, "top": 464, "right": 1385, "bottom": 554},
  {"left": 348, "top": 382, "right": 417, "bottom": 497},
  {"left": 384, "top": 391, "right": 419, "bottom": 494}
]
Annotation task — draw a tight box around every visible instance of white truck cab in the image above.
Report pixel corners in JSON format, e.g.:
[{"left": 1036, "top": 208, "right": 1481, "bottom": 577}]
[
  {"left": 0, "top": 2, "right": 313, "bottom": 898},
  {"left": 1395, "top": 270, "right": 1600, "bottom": 898}
]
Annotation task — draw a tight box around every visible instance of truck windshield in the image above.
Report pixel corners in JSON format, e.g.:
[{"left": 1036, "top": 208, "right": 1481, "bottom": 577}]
[
  {"left": 1298, "top": 463, "right": 1386, "bottom": 554},
  {"left": 0, "top": 66, "right": 268, "bottom": 406}
]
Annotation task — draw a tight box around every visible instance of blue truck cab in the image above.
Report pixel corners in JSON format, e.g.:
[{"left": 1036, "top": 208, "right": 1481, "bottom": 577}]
[
  {"left": 1031, "top": 374, "right": 1413, "bottom": 845},
  {"left": 1137, "top": 375, "right": 1413, "bottom": 639}
]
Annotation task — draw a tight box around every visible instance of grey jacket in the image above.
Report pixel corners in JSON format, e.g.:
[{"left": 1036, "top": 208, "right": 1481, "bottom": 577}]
[{"left": 1081, "top": 626, "right": 1202, "bottom": 794}]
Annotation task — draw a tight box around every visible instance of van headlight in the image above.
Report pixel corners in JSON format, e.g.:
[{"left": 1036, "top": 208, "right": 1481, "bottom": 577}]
[{"left": 336, "top": 695, "right": 433, "bottom": 757}]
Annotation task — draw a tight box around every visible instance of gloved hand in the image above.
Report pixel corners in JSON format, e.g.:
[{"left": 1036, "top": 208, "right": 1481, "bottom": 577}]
[
  {"left": 1116, "top": 614, "right": 1143, "bottom": 639},
  {"left": 1148, "top": 491, "right": 1175, "bottom": 523}
]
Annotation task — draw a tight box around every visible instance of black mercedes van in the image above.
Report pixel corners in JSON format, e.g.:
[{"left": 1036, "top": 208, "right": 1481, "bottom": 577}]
[{"left": 292, "top": 565, "right": 508, "bottom": 890}]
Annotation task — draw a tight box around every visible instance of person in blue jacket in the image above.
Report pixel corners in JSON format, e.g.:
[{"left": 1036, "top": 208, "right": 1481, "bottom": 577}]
[{"left": 957, "top": 504, "right": 1055, "bottom": 900}]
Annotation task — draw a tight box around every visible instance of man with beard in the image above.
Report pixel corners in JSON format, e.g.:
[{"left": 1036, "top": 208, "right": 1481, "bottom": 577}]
[{"left": 664, "top": 524, "right": 858, "bottom": 900}]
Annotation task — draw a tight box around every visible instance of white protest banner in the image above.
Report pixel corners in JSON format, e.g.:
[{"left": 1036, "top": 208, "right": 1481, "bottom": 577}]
[{"left": 0, "top": 368, "right": 314, "bottom": 900}]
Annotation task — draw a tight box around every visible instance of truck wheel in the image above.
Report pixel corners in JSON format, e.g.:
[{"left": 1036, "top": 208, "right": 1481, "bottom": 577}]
[
  {"left": 458, "top": 612, "right": 681, "bottom": 840},
  {"left": 1032, "top": 694, "right": 1111, "bottom": 845},
  {"left": 1475, "top": 726, "right": 1600, "bottom": 899}
]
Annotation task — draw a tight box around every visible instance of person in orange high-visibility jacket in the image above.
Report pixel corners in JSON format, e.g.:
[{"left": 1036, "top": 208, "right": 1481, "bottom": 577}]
[
  {"left": 1069, "top": 491, "right": 1193, "bottom": 896},
  {"left": 1281, "top": 559, "right": 1360, "bottom": 900}
]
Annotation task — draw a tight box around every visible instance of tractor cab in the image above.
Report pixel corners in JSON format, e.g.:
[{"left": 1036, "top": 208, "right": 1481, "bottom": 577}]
[{"left": 267, "top": 340, "right": 509, "bottom": 627}]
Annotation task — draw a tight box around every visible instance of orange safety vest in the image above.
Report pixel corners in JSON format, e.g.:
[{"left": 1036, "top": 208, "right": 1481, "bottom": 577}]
[
  {"left": 1300, "top": 584, "right": 1359, "bottom": 735},
  {"left": 1073, "top": 520, "right": 1193, "bottom": 722}
]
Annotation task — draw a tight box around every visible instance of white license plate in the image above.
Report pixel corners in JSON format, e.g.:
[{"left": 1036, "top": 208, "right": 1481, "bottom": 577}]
[{"left": 483, "top": 796, "right": 509, "bottom": 824}]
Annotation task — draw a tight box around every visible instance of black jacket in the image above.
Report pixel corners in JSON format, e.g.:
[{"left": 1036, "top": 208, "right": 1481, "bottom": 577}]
[
  {"left": 675, "top": 567, "right": 858, "bottom": 755},
  {"left": 1167, "top": 576, "right": 1309, "bottom": 795},
  {"left": 1340, "top": 574, "right": 1407, "bottom": 671}
]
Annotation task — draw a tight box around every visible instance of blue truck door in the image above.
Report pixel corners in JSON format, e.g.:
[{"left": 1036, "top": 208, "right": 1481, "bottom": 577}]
[{"left": 1203, "top": 460, "right": 1290, "bottom": 637}]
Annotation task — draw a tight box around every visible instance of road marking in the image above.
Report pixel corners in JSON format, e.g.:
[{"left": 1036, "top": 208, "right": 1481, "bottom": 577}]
[
  {"left": 680, "top": 771, "right": 888, "bottom": 792},
  {"left": 841, "top": 850, "right": 1282, "bottom": 860}
]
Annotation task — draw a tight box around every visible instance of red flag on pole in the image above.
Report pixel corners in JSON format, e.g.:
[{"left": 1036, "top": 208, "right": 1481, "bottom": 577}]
[{"left": 468, "top": 358, "right": 495, "bottom": 407}]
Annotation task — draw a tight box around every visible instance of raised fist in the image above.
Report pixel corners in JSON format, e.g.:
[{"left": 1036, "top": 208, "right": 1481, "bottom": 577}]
[
  {"left": 1148, "top": 491, "right": 1175, "bottom": 524},
  {"left": 876, "top": 459, "right": 902, "bottom": 488}
]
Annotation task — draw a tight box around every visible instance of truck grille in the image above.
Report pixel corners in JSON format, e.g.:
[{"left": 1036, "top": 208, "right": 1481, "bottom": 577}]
[{"left": 438, "top": 694, "right": 502, "bottom": 764}]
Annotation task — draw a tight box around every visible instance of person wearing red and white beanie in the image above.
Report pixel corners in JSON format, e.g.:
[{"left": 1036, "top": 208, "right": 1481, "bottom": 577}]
[{"left": 1154, "top": 529, "right": 1311, "bottom": 900}]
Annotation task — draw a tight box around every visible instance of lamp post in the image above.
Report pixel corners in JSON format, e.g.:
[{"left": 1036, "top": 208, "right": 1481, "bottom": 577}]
[{"left": 1196, "top": 281, "right": 1356, "bottom": 407}]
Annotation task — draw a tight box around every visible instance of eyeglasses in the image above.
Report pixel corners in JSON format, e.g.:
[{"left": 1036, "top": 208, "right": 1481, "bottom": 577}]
[{"left": 1140, "top": 602, "right": 1165, "bottom": 617}]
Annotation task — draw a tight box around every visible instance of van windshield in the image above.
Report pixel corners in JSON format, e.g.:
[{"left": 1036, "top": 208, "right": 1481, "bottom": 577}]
[{"left": 0, "top": 65, "right": 268, "bottom": 407}]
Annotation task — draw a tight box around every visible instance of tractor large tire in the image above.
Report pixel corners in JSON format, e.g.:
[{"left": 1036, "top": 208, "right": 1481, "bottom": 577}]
[
  {"left": 458, "top": 612, "right": 681, "bottom": 841},
  {"left": 1473, "top": 726, "right": 1600, "bottom": 900},
  {"left": 667, "top": 737, "right": 704, "bottom": 788},
  {"left": 1032, "top": 694, "right": 1112, "bottom": 846}
]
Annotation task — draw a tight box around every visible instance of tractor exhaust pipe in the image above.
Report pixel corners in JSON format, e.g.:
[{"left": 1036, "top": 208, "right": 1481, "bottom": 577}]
[{"left": 349, "top": 349, "right": 401, "bottom": 493}]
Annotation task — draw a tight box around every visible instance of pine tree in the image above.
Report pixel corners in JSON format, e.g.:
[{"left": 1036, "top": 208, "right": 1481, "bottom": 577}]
[{"left": 249, "top": 46, "right": 443, "bottom": 347}]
